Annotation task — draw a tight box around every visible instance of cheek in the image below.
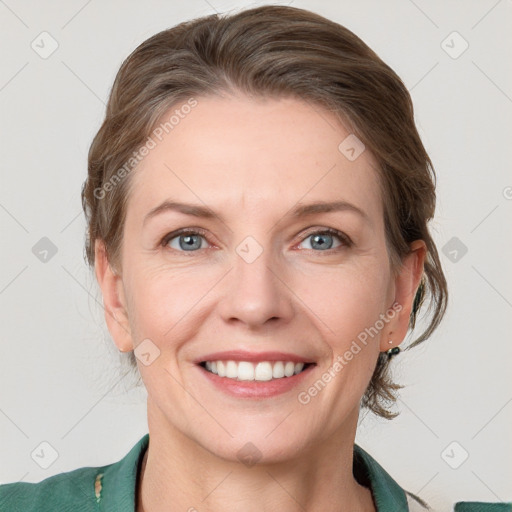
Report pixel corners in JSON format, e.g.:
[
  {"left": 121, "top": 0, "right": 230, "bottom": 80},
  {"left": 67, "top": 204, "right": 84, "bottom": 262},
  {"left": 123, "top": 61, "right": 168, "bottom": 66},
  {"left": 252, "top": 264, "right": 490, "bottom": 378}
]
[
  {"left": 293, "top": 260, "right": 391, "bottom": 346},
  {"left": 123, "top": 262, "right": 219, "bottom": 344}
]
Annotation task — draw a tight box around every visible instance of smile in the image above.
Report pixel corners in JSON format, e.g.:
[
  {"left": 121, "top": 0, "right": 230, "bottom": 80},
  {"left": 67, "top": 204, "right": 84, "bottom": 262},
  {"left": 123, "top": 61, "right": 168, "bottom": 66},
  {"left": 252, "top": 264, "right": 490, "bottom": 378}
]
[{"left": 200, "top": 360, "right": 313, "bottom": 381}]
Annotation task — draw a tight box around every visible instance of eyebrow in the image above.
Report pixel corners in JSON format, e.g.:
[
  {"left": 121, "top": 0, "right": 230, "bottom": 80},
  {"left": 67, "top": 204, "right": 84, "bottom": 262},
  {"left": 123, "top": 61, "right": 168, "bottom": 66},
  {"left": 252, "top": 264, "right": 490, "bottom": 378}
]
[{"left": 143, "top": 199, "right": 369, "bottom": 226}]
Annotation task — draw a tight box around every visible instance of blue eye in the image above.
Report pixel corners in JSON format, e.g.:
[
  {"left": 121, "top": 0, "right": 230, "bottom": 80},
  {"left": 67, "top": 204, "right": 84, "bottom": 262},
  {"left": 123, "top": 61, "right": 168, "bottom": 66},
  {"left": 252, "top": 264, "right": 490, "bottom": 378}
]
[
  {"left": 298, "top": 229, "right": 351, "bottom": 251},
  {"left": 161, "top": 227, "right": 351, "bottom": 254},
  {"left": 162, "top": 230, "right": 210, "bottom": 252}
]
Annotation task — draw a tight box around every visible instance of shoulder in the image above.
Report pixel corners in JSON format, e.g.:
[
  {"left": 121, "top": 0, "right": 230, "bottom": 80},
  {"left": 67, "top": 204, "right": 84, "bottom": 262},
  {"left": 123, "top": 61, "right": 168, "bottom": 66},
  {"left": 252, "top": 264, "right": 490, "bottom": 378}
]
[
  {"left": 353, "top": 444, "right": 512, "bottom": 512},
  {"left": 452, "top": 503, "right": 512, "bottom": 512},
  {"left": 0, "top": 433, "right": 150, "bottom": 512},
  {"left": 0, "top": 464, "right": 104, "bottom": 511}
]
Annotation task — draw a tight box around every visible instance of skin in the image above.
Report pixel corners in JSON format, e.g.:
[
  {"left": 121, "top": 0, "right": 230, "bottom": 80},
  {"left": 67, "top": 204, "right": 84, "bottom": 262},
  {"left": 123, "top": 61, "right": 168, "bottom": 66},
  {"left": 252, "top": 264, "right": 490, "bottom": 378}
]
[{"left": 95, "top": 92, "right": 426, "bottom": 512}]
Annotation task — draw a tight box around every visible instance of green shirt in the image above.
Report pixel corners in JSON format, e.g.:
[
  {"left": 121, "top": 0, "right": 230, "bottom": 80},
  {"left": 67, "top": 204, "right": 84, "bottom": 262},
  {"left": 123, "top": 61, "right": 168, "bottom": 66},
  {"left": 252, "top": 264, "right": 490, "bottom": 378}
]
[{"left": 0, "top": 433, "right": 509, "bottom": 511}]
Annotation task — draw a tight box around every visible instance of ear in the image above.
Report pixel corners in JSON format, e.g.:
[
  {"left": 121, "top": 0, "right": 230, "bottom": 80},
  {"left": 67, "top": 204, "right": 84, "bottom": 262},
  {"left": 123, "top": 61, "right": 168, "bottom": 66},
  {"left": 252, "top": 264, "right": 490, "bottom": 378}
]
[
  {"left": 380, "top": 240, "right": 427, "bottom": 352},
  {"left": 94, "top": 239, "right": 134, "bottom": 352}
]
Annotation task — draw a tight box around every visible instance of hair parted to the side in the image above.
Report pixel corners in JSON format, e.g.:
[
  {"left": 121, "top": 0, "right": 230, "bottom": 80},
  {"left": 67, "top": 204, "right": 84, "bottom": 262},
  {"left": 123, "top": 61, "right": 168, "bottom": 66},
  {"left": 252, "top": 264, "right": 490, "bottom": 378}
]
[{"left": 81, "top": 5, "right": 448, "bottom": 419}]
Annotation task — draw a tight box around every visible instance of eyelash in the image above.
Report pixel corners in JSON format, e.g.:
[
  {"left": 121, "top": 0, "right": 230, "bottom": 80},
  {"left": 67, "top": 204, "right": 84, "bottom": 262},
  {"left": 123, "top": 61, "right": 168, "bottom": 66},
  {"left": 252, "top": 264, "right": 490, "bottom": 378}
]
[{"left": 159, "top": 227, "right": 353, "bottom": 255}]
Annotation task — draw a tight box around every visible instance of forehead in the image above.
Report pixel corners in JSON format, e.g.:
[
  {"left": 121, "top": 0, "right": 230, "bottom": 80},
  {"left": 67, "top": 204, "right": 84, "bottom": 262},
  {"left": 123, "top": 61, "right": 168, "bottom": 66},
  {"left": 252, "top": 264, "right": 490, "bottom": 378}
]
[{"left": 127, "top": 94, "right": 382, "bottom": 224}]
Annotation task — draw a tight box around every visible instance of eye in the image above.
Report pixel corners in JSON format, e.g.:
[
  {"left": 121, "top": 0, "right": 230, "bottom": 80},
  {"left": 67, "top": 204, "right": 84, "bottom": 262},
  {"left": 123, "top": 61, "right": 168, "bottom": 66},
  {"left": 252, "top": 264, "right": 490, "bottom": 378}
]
[
  {"left": 160, "top": 227, "right": 352, "bottom": 254},
  {"left": 297, "top": 228, "right": 352, "bottom": 252},
  {"left": 161, "top": 228, "right": 211, "bottom": 252}
]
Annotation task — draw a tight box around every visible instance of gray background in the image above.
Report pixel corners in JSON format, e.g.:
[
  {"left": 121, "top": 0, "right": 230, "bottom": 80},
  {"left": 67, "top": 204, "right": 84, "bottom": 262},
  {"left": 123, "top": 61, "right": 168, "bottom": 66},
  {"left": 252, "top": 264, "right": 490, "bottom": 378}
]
[{"left": 1, "top": 0, "right": 511, "bottom": 510}]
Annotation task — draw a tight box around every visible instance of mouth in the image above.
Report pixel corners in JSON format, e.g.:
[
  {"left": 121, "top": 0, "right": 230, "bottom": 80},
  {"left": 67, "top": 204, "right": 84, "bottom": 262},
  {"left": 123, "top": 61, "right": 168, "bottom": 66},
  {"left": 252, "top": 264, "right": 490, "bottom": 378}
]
[
  {"left": 198, "top": 360, "right": 315, "bottom": 382},
  {"left": 194, "top": 350, "right": 318, "bottom": 398}
]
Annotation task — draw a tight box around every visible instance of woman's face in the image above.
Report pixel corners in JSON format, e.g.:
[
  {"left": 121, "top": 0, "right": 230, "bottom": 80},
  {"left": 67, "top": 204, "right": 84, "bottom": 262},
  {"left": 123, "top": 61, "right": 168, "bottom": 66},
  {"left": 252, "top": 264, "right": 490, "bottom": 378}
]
[{"left": 97, "top": 93, "right": 423, "bottom": 462}]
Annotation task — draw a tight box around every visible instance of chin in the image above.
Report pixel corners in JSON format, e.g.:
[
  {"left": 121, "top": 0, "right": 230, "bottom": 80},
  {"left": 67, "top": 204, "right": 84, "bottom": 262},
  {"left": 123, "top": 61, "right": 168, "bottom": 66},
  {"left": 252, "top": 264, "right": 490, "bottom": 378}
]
[{"left": 194, "top": 426, "right": 314, "bottom": 467}]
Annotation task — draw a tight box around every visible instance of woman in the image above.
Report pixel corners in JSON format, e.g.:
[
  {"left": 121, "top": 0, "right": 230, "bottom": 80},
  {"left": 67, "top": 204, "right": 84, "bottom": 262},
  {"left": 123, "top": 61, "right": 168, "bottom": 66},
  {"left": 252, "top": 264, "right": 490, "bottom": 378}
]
[{"left": 0, "top": 5, "right": 509, "bottom": 512}]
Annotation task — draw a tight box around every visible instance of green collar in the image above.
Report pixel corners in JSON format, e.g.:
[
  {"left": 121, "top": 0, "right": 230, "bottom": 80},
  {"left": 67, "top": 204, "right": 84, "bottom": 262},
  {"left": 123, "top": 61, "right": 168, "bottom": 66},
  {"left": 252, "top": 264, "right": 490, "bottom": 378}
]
[
  {"left": 3, "top": 433, "right": 510, "bottom": 510},
  {"left": 98, "top": 434, "right": 410, "bottom": 511},
  {"left": 353, "top": 443, "right": 411, "bottom": 511}
]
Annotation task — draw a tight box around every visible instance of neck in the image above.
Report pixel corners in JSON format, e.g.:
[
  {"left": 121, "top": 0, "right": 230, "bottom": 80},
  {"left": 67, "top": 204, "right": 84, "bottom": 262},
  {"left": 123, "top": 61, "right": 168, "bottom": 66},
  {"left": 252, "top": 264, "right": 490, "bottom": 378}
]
[{"left": 137, "top": 403, "right": 375, "bottom": 512}]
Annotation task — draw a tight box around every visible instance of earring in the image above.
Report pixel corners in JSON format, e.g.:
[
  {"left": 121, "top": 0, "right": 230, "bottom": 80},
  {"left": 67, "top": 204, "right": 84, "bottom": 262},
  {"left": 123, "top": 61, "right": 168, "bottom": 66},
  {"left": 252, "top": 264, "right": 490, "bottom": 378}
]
[{"left": 386, "top": 345, "right": 401, "bottom": 359}]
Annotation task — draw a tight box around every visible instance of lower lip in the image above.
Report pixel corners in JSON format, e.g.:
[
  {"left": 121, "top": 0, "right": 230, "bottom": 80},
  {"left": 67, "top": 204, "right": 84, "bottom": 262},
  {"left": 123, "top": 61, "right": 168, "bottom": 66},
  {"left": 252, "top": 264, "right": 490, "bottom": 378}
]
[{"left": 197, "top": 364, "right": 316, "bottom": 399}]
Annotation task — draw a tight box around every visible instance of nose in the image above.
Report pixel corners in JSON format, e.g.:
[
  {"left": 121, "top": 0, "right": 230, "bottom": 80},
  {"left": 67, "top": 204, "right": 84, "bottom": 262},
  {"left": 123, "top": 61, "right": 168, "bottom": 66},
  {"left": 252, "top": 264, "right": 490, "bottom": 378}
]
[{"left": 217, "top": 242, "right": 295, "bottom": 329}]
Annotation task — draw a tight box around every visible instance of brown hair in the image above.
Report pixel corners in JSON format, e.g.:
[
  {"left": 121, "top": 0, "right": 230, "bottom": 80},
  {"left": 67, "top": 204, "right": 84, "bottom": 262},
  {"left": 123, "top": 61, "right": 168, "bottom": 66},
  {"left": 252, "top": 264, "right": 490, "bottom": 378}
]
[{"left": 82, "top": 5, "right": 448, "bottom": 419}]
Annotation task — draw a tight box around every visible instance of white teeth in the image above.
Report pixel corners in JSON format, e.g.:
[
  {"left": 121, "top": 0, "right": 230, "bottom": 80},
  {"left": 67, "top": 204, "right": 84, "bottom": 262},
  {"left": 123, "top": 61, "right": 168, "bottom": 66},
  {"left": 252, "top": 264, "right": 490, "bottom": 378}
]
[
  {"left": 237, "top": 361, "right": 254, "bottom": 381},
  {"left": 272, "top": 361, "right": 285, "bottom": 378},
  {"left": 254, "top": 362, "right": 273, "bottom": 381},
  {"left": 284, "top": 361, "right": 295, "bottom": 377},
  {"left": 202, "top": 360, "right": 308, "bottom": 381},
  {"left": 226, "top": 360, "right": 238, "bottom": 378}
]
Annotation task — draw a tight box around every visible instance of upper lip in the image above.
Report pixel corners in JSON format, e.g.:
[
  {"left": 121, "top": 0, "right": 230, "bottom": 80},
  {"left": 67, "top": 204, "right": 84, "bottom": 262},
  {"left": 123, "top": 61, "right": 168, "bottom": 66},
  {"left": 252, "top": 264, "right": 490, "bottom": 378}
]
[{"left": 195, "top": 350, "right": 315, "bottom": 364}]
